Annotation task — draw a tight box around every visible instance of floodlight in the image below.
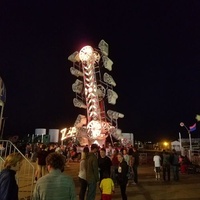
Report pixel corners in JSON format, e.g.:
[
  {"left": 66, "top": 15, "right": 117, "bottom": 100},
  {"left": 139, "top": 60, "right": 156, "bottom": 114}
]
[
  {"left": 70, "top": 67, "right": 83, "bottom": 77},
  {"left": 93, "top": 51, "right": 101, "bottom": 63},
  {"left": 79, "top": 46, "right": 93, "bottom": 62},
  {"left": 97, "top": 84, "right": 106, "bottom": 100},
  {"left": 103, "top": 73, "right": 116, "bottom": 87},
  {"left": 101, "top": 121, "right": 111, "bottom": 134},
  {"left": 107, "top": 89, "right": 118, "bottom": 105},
  {"left": 74, "top": 114, "right": 87, "bottom": 128},
  {"left": 73, "top": 98, "right": 86, "bottom": 109},
  {"left": 68, "top": 51, "right": 80, "bottom": 62},
  {"left": 72, "top": 79, "right": 83, "bottom": 94},
  {"left": 110, "top": 128, "right": 123, "bottom": 140},
  {"left": 109, "top": 126, "right": 123, "bottom": 140},
  {"left": 196, "top": 114, "right": 200, "bottom": 122},
  {"left": 98, "top": 40, "right": 109, "bottom": 56},
  {"left": 102, "top": 56, "right": 113, "bottom": 71},
  {"left": 107, "top": 110, "right": 124, "bottom": 119}
]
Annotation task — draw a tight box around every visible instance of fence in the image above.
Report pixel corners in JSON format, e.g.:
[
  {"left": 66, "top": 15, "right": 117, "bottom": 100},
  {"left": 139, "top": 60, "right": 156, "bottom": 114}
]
[
  {"left": 0, "top": 140, "right": 35, "bottom": 200},
  {"left": 191, "top": 150, "right": 200, "bottom": 165}
]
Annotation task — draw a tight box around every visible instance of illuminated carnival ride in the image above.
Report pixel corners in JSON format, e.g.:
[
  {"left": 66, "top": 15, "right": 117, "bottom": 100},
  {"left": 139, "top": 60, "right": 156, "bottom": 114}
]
[{"left": 62, "top": 40, "right": 124, "bottom": 146}]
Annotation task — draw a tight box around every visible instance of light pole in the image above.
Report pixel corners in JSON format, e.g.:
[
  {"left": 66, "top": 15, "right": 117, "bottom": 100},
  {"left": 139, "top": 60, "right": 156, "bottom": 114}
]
[{"left": 180, "top": 122, "right": 192, "bottom": 160}]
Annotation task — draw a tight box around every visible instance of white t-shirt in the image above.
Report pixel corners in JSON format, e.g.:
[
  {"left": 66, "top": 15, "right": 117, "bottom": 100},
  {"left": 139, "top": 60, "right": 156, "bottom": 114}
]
[{"left": 153, "top": 155, "right": 161, "bottom": 167}]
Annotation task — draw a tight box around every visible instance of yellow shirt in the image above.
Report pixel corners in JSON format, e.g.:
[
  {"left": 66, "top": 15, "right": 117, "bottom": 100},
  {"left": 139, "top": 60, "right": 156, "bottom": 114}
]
[{"left": 100, "top": 178, "right": 114, "bottom": 195}]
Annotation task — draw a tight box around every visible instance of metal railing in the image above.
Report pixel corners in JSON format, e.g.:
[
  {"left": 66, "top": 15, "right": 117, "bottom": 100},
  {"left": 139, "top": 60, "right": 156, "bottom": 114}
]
[{"left": 0, "top": 140, "right": 35, "bottom": 200}]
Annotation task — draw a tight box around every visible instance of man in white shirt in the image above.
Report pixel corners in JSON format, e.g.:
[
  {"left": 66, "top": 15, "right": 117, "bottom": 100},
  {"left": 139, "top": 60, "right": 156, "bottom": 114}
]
[{"left": 153, "top": 152, "right": 161, "bottom": 180}]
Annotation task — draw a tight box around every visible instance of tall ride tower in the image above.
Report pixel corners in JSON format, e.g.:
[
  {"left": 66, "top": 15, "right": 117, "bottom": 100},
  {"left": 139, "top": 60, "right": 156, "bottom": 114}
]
[{"left": 68, "top": 40, "right": 124, "bottom": 146}]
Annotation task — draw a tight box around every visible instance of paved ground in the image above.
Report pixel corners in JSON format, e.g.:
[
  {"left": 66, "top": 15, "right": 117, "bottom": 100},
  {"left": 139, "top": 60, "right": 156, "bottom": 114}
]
[
  {"left": 66, "top": 162, "right": 200, "bottom": 200},
  {"left": 19, "top": 161, "right": 200, "bottom": 200}
]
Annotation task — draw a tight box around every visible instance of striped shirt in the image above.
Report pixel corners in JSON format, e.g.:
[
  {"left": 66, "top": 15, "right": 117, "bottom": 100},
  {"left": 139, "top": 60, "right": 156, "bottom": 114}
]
[{"left": 32, "top": 169, "right": 76, "bottom": 200}]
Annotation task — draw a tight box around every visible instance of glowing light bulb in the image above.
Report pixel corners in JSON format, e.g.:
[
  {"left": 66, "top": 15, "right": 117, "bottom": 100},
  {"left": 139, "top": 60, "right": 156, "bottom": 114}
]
[{"left": 79, "top": 46, "right": 93, "bottom": 62}]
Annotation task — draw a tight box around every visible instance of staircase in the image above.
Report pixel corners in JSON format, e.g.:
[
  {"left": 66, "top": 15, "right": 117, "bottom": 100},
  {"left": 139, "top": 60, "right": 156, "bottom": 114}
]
[{"left": 0, "top": 140, "right": 35, "bottom": 200}]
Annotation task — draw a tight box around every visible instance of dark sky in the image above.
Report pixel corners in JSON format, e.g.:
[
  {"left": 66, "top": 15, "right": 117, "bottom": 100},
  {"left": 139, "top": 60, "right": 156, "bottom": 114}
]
[{"left": 1, "top": 1, "right": 200, "bottom": 142}]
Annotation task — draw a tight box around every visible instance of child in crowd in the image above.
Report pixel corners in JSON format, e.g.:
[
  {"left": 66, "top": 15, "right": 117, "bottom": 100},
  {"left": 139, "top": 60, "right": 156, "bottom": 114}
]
[{"left": 99, "top": 171, "right": 115, "bottom": 200}]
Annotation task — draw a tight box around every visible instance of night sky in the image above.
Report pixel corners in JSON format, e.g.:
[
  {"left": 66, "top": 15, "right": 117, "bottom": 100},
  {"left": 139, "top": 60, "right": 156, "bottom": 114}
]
[{"left": 1, "top": 1, "right": 200, "bottom": 142}]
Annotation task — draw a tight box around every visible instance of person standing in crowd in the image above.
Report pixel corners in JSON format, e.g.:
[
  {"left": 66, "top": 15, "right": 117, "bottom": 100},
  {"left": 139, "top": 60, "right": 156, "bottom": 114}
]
[
  {"left": 153, "top": 152, "right": 161, "bottom": 180},
  {"left": 116, "top": 153, "right": 129, "bottom": 200},
  {"left": 31, "top": 143, "right": 39, "bottom": 162},
  {"left": 120, "top": 146, "right": 125, "bottom": 154},
  {"left": 34, "top": 144, "right": 48, "bottom": 183},
  {"left": 85, "top": 143, "right": 100, "bottom": 200},
  {"left": 0, "top": 152, "right": 24, "bottom": 200},
  {"left": 132, "top": 147, "right": 139, "bottom": 184},
  {"left": 83, "top": 145, "right": 89, "bottom": 154},
  {"left": 32, "top": 152, "right": 76, "bottom": 200},
  {"left": 127, "top": 147, "right": 134, "bottom": 185},
  {"left": 78, "top": 152, "right": 87, "bottom": 200},
  {"left": 99, "top": 171, "right": 115, "bottom": 200},
  {"left": 110, "top": 148, "right": 119, "bottom": 185},
  {"left": 162, "top": 150, "right": 171, "bottom": 181},
  {"left": 25, "top": 143, "right": 31, "bottom": 158},
  {"left": 98, "top": 148, "right": 112, "bottom": 182},
  {"left": 122, "top": 149, "right": 130, "bottom": 165},
  {"left": 106, "top": 143, "right": 113, "bottom": 158},
  {"left": 179, "top": 155, "right": 191, "bottom": 174},
  {"left": 47, "top": 144, "right": 55, "bottom": 154},
  {"left": 171, "top": 149, "right": 180, "bottom": 181}
]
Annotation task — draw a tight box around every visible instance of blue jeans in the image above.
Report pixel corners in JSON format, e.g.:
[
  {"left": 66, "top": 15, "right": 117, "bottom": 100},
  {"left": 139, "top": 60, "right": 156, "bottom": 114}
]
[
  {"left": 86, "top": 181, "right": 97, "bottom": 200},
  {"left": 163, "top": 164, "right": 170, "bottom": 181},
  {"left": 172, "top": 165, "right": 179, "bottom": 181}
]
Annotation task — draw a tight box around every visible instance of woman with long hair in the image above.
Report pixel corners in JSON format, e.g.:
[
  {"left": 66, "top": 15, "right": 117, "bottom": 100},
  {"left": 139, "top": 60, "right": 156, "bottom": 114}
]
[{"left": 0, "top": 152, "right": 24, "bottom": 200}]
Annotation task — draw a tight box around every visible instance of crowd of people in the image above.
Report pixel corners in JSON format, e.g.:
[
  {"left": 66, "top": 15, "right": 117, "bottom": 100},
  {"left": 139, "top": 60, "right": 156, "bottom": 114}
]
[
  {"left": 153, "top": 149, "right": 192, "bottom": 182},
  {"left": 1, "top": 140, "right": 196, "bottom": 200},
  {"left": 78, "top": 144, "right": 139, "bottom": 200},
  {"left": 0, "top": 142, "right": 140, "bottom": 200}
]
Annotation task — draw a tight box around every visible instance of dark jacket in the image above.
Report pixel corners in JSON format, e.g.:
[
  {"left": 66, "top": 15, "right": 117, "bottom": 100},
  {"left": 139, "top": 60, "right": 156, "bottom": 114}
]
[
  {"left": 0, "top": 169, "right": 18, "bottom": 200},
  {"left": 171, "top": 152, "right": 180, "bottom": 166},
  {"left": 37, "top": 149, "right": 48, "bottom": 165},
  {"left": 116, "top": 160, "right": 129, "bottom": 184},
  {"left": 133, "top": 151, "right": 140, "bottom": 166},
  {"left": 98, "top": 155, "right": 112, "bottom": 180},
  {"left": 85, "top": 152, "right": 100, "bottom": 183}
]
